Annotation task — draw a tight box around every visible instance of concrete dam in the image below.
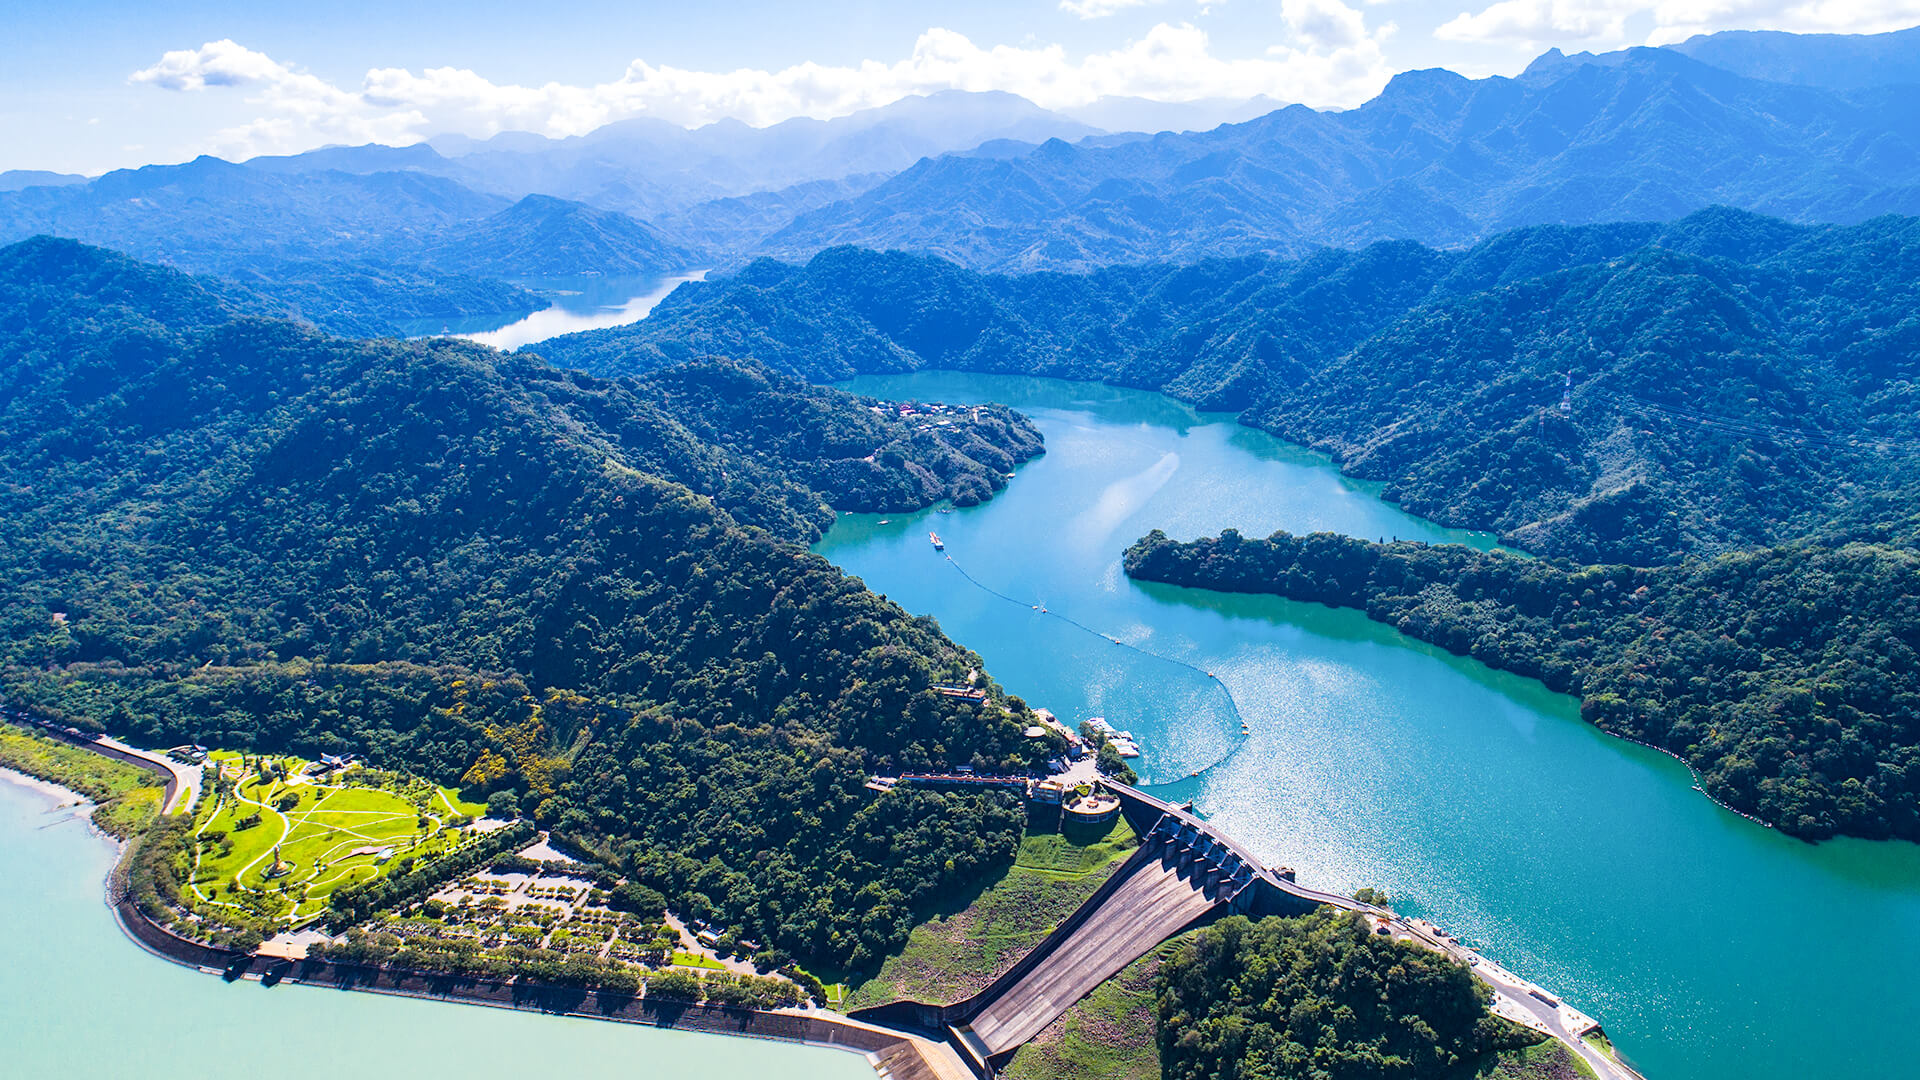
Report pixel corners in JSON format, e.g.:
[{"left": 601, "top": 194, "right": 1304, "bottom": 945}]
[{"left": 853, "top": 783, "right": 1317, "bottom": 1076}]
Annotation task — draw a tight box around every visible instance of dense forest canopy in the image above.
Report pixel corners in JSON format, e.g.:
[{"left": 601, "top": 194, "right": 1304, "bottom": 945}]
[
  {"left": 1156, "top": 910, "right": 1532, "bottom": 1080},
  {"left": 1124, "top": 529, "right": 1920, "bottom": 841},
  {"left": 533, "top": 208, "right": 1920, "bottom": 566},
  {"left": 0, "top": 235, "right": 1051, "bottom": 969}
]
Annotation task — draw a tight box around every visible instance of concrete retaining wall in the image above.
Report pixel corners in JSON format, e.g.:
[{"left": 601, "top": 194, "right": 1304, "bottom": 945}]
[{"left": 112, "top": 888, "right": 906, "bottom": 1059}]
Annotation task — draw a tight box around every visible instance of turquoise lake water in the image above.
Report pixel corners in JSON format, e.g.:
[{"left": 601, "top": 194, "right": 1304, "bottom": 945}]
[
  {"left": 0, "top": 777, "right": 870, "bottom": 1078},
  {"left": 393, "top": 270, "right": 706, "bottom": 346},
  {"left": 816, "top": 373, "right": 1920, "bottom": 1080}
]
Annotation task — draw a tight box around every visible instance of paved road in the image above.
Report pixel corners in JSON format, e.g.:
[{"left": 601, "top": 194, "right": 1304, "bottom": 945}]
[
  {"left": 1105, "top": 785, "right": 1645, "bottom": 1080},
  {"left": 92, "top": 735, "right": 203, "bottom": 815},
  {"left": 1276, "top": 877, "right": 1644, "bottom": 1080}
]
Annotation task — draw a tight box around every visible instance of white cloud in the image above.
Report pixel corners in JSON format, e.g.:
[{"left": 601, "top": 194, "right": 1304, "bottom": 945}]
[
  {"left": 1060, "top": 0, "right": 1167, "bottom": 18},
  {"left": 1283, "top": 0, "right": 1370, "bottom": 50},
  {"left": 1435, "top": 0, "right": 1920, "bottom": 46},
  {"left": 130, "top": 23, "right": 1395, "bottom": 160}
]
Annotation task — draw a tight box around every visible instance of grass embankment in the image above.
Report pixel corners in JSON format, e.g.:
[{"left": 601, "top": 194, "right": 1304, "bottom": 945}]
[
  {"left": 0, "top": 722, "right": 165, "bottom": 838},
  {"left": 846, "top": 809, "right": 1138, "bottom": 1009},
  {"left": 1002, "top": 932, "right": 1183, "bottom": 1080},
  {"left": 1485, "top": 1039, "right": 1598, "bottom": 1079}
]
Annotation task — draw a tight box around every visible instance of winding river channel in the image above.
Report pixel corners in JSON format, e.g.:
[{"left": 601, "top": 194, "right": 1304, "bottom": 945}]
[{"left": 816, "top": 373, "right": 1920, "bottom": 1080}]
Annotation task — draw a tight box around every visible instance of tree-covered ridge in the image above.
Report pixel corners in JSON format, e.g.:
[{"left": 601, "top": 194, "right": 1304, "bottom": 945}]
[
  {"left": 536, "top": 209, "right": 1920, "bottom": 565},
  {"left": 632, "top": 358, "right": 1043, "bottom": 510},
  {"left": 1156, "top": 910, "right": 1532, "bottom": 1080},
  {"left": 222, "top": 257, "right": 552, "bottom": 339},
  {"left": 1124, "top": 529, "right": 1920, "bottom": 842},
  {"left": 0, "top": 237, "right": 1052, "bottom": 969}
]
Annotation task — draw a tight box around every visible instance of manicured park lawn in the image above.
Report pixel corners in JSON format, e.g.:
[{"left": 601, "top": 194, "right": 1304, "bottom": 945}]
[{"left": 191, "top": 751, "right": 486, "bottom": 922}]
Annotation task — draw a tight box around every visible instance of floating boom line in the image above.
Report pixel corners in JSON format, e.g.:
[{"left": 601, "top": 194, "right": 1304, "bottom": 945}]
[{"left": 938, "top": 550, "right": 1252, "bottom": 785}]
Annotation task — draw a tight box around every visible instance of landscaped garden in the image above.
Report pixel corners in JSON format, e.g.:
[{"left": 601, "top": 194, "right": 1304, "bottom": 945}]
[{"left": 187, "top": 750, "right": 487, "bottom": 923}]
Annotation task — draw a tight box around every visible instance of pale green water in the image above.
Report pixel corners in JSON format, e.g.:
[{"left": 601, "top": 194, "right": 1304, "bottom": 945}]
[
  {"left": 818, "top": 373, "right": 1920, "bottom": 1080},
  {"left": 0, "top": 777, "right": 870, "bottom": 1079}
]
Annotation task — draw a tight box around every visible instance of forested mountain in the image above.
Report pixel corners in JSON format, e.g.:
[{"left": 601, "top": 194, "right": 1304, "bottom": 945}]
[
  {"left": 757, "top": 49, "right": 1920, "bottom": 270},
  {"left": 0, "top": 164, "right": 704, "bottom": 334},
  {"left": 0, "top": 156, "right": 507, "bottom": 274},
  {"left": 421, "top": 194, "right": 695, "bottom": 278},
  {"left": 0, "top": 236, "right": 1052, "bottom": 970},
  {"left": 1125, "top": 529, "right": 1920, "bottom": 842},
  {"left": 1666, "top": 25, "right": 1920, "bottom": 91},
  {"left": 1157, "top": 910, "right": 1532, "bottom": 1080},
  {"left": 636, "top": 358, "right": 1042, "bottom": 510},
  {"left": 414, "top": 90, "right": 1101, "bottom": 221},
  {"left": 0, "top": 170, "right": 86, "bottom": 192},
  {"left": 220, "top": 257, "right": 552, "bottom": 339},
  {"left": 533, "top": 208, "right": 1920, "bottom": 565}
]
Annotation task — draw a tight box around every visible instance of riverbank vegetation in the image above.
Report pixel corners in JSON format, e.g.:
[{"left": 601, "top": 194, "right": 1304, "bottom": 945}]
[
  {"left": 1124, "top": 529, "right": 1920, "bottom": 841},
  {"left": 0, "top": 722, "right": 164, "bottom": 838}
]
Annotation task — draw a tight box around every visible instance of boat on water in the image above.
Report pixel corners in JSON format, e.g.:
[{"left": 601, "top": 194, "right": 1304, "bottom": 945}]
[
  {"left": 929, "top": 531, "right": 944, "bottom": 550},
  {"left": 877, "top": 519, "right": 891, "bottom": 525}
]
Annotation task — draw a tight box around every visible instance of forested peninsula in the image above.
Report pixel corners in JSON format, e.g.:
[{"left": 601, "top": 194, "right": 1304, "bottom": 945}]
[
  {"left": 0, "top": 234, "right": 1052, "bottom": 972},
  {"left": 536, "top": 208, "right": 1920, "bottom": 566},
  {"left": 1123, "top": 529, "right": 1920, "bottom": 841}
]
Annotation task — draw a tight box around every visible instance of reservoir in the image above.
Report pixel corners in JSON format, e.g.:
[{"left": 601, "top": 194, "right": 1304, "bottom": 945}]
[
  {"left": 815, "top": 373, "right": 1920, "bottom": 1080},
  {"left": 0, "top": 776, "right": 870, "bottom": 1079},
  {"left": 394, "top": 271, "right": 707, "bottom": 349}
]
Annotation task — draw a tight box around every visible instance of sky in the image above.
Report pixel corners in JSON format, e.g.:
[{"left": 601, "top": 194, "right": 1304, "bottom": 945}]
[{"left": 4, "top": 0, "right": 1919, "bottom": 174}]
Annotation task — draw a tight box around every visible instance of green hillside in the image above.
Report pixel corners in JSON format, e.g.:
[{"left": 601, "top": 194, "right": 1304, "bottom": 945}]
[{"left": 0, "top": 236, "right": 1048, "bottom": 971}]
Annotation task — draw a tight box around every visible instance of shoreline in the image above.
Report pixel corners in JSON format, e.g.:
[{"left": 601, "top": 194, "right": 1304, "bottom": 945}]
[
  {"left": 0, "top": 762, "right": 121, "bottom": 849},
  {"left": 0, "top": 753, "right": 927, "bottom": 1076}
]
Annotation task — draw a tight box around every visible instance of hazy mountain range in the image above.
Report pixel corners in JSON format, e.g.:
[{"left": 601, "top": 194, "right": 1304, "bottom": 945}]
[
  {"left": 758, "top": 46, "right": 1920, "bottom": 270},
  {"left": 4, "top": 26, "right": 1919, "bottom": 327}
]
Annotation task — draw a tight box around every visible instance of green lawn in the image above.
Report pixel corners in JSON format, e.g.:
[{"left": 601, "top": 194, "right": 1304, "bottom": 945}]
[
  {"left": 846, "top": 810, "right": 1138, "bottom": 1009},
  {"left": 191, "top": 755, "right": 485, "bottom": 922},
  {"left": 673, "top": 951, "right": 728, "bottom": 970}
]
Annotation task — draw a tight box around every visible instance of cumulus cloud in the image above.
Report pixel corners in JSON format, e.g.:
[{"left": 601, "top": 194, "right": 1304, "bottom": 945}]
[
  {"left": 1060, "top": 0, "right": 1167, "bottom": 17},
  {"left": 130, "top": 21, "right": 1394, "bottom": 160},
  {"left": 1283, "top": 0, "right": 1371, "bottom": 49},
  {"left": 1436, "top": 0, "right": 1920, "bottom": 46}
]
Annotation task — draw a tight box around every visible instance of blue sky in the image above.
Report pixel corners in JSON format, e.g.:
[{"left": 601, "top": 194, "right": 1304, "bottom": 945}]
[{"left": 6, "top": 0, "right": 1919, "bottom": 174}]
